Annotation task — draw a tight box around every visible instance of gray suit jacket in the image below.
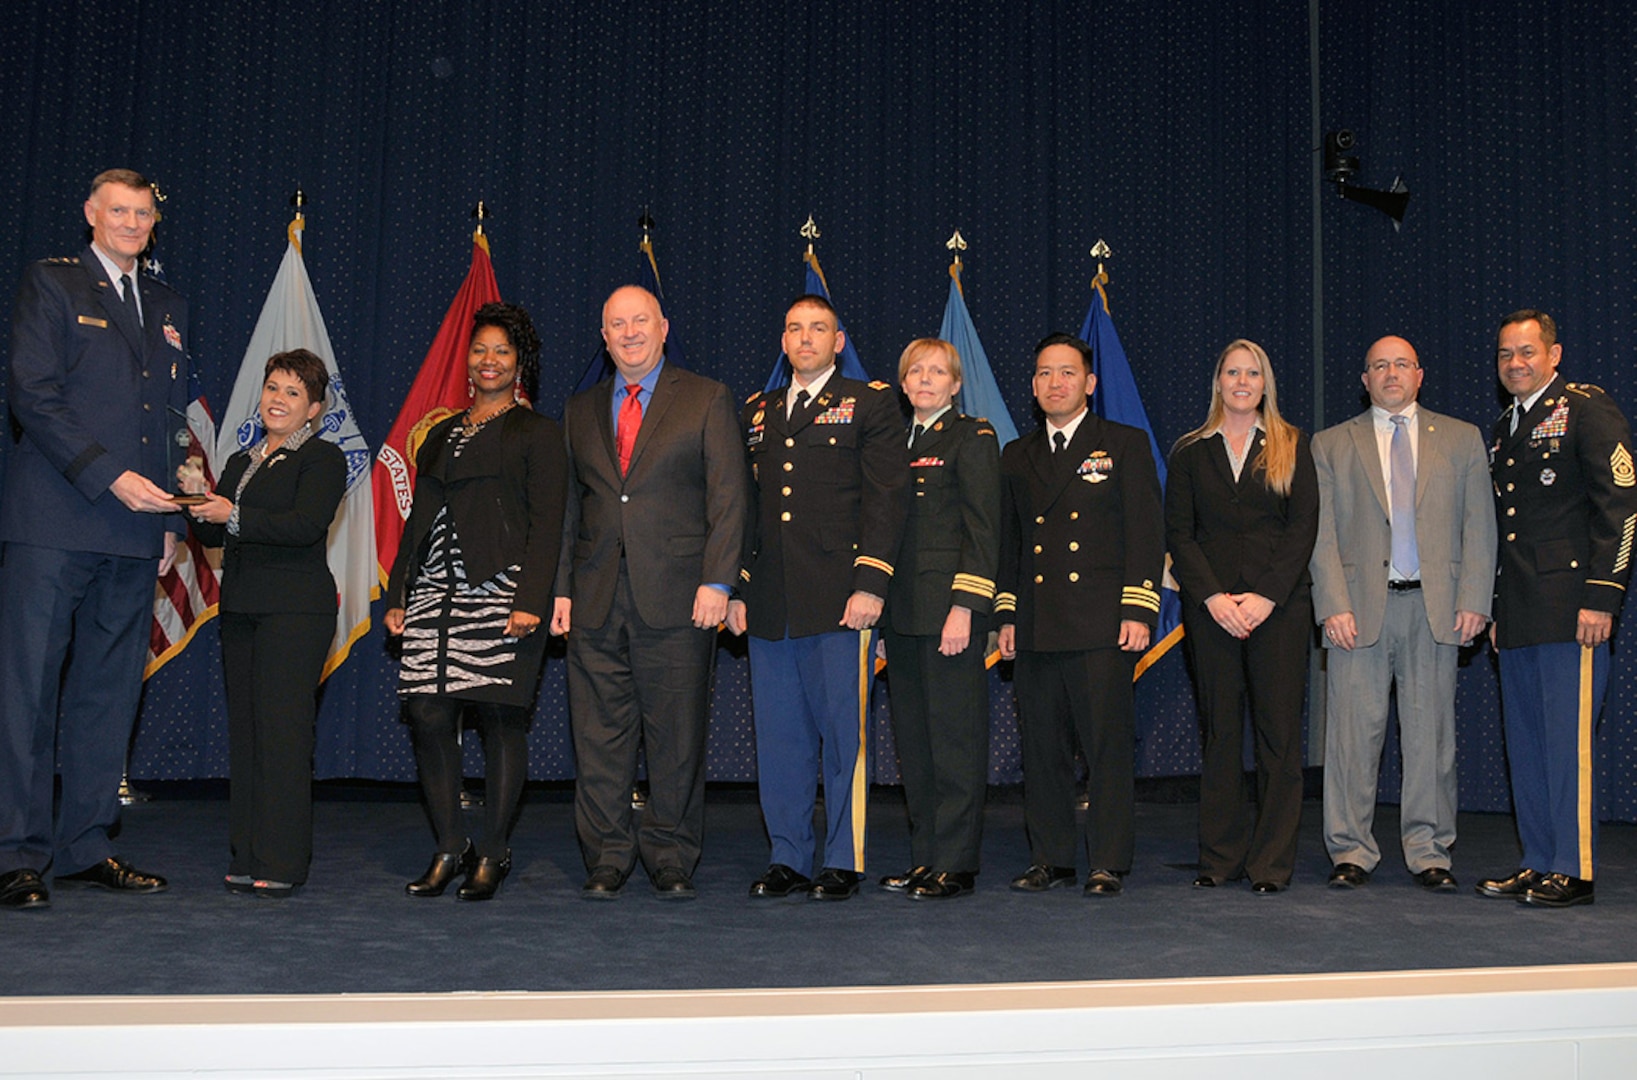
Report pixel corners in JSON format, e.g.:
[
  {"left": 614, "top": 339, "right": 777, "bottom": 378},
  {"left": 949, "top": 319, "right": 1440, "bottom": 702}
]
[
  {"left": 1309, "top": 406, "right": 1496, "bottom": 648},
  {"left": 554, "top": 362, "right": 748, "bottom": 631}
]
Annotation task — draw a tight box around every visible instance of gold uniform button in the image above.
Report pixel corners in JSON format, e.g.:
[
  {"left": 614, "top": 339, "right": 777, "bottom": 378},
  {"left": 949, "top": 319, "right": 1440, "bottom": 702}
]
[
  {"left": 1069, "top": 511, "right": 1079, "bottom": 521},
  {"left": 142, "top": 403, "right": 151, "bottom": 411},
  {"left": 785, "top": 437, "right": 795, "bottom": 448},
  {"left": 1506, "top": 532, "right": 1516, "bottom": 541},
  {"left": 916, "top": 477, "right": 925, "bottom": 484},
  {"left": 1068, "top": 541, "right": 1079, "bottom": 552},
  {"left": 1035, "top": 516, "right": 1045, "bottom": 525},
  {"left": 1033, "top": 574, "right": 1043, "bottom": 584},
  {"left": 1506, "top": 483, "right": 1515, "bottom": 492},
  {"left": 781, "top": 511, "right": 792, "bottom": 522},
  {"left": 1506, "top": 507, "right": 1515, "bottom": 516},
  {"left": 1571, "top": 560, "right": 1580, "bottom": 568},
  {"left": 1068, "top": 572, "right": 1079, "bottom": 583},
  {"left": 1505, "top": 458, "right": 1514, "bottom": 466},
  {"left": 141, "top": 436, "right": 149, "bottom": 444},
  {"left": 1033, "top": 545, "right": 1042, "bottom": 554},
  {"left": 828, "top": 436, "right": 837, "bottom": 445},
  {"left": 781, "top": 486, "right": 791, "bottom": 496},
  {"left": 782, "top": 462, "right": 793, "bottom": 472}
]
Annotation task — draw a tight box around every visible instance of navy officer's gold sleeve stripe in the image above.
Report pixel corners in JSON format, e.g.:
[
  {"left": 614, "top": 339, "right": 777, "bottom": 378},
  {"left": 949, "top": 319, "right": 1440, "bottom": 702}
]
[
  {"left": 952, "top": 573, "right": 997, "bottom": 600},
  {"left": 993, "top": 591, "right": 1017, "bottom": 614},
  {"left": 855, "top": 555, "right": 895, "bottom": 577},
  {"left": 1122, "top": 585, "right": 1162, "bottom": 612}
]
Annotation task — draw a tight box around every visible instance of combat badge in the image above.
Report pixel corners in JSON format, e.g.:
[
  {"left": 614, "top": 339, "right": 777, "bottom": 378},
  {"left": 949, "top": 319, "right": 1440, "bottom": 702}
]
[
  {"left": 1540, "top": 468, "right": 1557, "bottom": 486},
  {"left": 1614, "top": 443, "right": 1636, "bottom": 489}
]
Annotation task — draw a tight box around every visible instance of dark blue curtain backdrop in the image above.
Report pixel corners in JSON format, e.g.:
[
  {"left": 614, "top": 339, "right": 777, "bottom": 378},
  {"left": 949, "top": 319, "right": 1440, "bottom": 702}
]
[{"left": 1, "top": 2, "right": 1633, "bottom": 818}]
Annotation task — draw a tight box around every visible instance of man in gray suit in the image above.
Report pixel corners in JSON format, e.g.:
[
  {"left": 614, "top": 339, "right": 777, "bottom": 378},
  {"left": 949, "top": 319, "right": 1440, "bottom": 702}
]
[
  {"left": 1310, "top": 335, "right": 1496, "bottom": 892},
  {"left": 551, "top": 285, "right": 748, "bottom": 901}
]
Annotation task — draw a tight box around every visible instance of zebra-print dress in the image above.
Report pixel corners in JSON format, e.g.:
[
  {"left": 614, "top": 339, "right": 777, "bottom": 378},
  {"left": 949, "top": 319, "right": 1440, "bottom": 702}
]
[{"left": 397, "top": 502, "right": 545, "bottom": 707}]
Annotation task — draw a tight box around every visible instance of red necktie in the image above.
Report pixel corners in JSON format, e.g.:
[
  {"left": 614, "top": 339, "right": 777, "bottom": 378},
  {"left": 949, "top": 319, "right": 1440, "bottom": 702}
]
[{"left": 617, "top": 383, "right": 643, "bottom": 476}]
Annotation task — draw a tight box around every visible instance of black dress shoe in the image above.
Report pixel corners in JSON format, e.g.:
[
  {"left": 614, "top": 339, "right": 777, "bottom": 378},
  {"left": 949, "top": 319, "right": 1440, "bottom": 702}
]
[
  {"left": 651, "top": 867, "right": 697, "bottom": 900},
  {"left": 252, "top": 879, "right": 297, "bottom": 899},
  {"left": 749, "top": 863, "right": 811, "bottom": 898},
  {"left": 808, "top": 867, "right": 861, "bottom": 901},
  {"left": 1475, "top": 868, "right": 1542, "bottom": 898},
  {"left": 1415, "top": 867, "right": 1458, "bottom": 892},
  {"left": 57, "top": 856, "right": 166, "bottom": 893},
  {"left": 1520, "top": 872, "right": 1594, "bottom": 908},
  {"left": 1083, "top": 868, "right": 1124, "bottom": 897},
  {"left": 879, "top": 865, "right": 931, "bottom": 892},
  {"left": 0, "top": 868, "right": 49, "bottom": 910},
  {"left": 1251, "top": 880, "right": 1285, "bottom": 894},
  {"left": 581, "top": 864, "right": 626, "bottom": 900},
  {"left": 457, "top": 852, "right": 511, "bottom": 901},
  {"left": 405, "top": 842, "right": 475, "bottom": 897},
  {"left": 1010, "top": 864, "right": 1076, "bottom": 892},
  {"left": 1328, "top": 862, "right": 1370, "bottom": 889},
  {"left": 1192, "top": 874, "right": 1218, "bottom": 889},
  {"left": 908, "top": 870, "right": 975, "bottom": 901}
]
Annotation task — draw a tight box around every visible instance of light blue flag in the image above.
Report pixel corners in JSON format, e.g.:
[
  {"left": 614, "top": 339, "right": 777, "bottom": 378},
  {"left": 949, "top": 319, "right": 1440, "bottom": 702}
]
[
  {"left": 1079, "top": 274, "right": 1182, "bottom": 675},
  {"left": 763, "top": 250, "right": 870, "bottom": 392},
  {"left": 940, "top": 265, "right": 1019, "bottom": 447}
]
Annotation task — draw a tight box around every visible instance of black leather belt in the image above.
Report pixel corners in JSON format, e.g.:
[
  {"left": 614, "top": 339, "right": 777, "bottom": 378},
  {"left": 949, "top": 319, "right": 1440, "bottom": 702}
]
[{"left": 1388, "top": 580, "right": 1421, "bottom": 591}]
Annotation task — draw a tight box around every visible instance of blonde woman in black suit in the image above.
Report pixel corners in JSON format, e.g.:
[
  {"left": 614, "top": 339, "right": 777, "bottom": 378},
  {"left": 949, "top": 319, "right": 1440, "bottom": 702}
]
[
  {"left": 186, "top": 349, "right": 346, "bottom": 898},
  {"left": 878, "top": 338, "right": 1001, "bottom": 901},
  {"left": 1165, "top": 339, "right": 1319, "bottom": 894}
]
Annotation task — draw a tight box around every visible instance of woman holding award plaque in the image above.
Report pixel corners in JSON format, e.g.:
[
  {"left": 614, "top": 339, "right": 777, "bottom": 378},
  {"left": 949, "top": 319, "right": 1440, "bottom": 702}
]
[{"left": 183, "top": 348, "right": 345, "bottom": 898}]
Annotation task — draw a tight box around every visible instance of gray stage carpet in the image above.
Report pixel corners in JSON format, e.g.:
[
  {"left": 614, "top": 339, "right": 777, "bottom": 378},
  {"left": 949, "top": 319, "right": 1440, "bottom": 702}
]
[{"left": 7, "top": 786, "right": 1634, "bottom": 996}]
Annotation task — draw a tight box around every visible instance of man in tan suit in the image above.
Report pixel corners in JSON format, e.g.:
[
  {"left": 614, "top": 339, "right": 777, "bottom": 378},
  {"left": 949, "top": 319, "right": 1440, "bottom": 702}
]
[{"left": 1310, "top": 335, "right": 1495, "bottom": 892}]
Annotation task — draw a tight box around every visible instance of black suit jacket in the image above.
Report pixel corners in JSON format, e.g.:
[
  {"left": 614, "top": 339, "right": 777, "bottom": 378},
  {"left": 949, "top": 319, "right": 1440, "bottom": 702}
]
[
  {"left": 1164, "top": 430, "right": 1320, "bottom": 611},
  {"left": 387, "top": 407, "right": 567, "bottom": 619},
  {"left": 739, "top": 375, "right": 910, "bottom": 639},
  {"left": 192, "top": 436, "right": 346, "bottom": 615},
  {"left": 1491, "top": 375, "right": 1637, "bottom": 647},
  {"left": 996, "top": 413, "right": 1164, "bottom": 652},
  {"left": 2, "top": 247, "right": 189, "bottom": 557},
  {"left": 886, "top": 412, "right": 1002, "bottom": 637},
  {"left": 554, "top": 363, "right": 747, "bottom": 631}
]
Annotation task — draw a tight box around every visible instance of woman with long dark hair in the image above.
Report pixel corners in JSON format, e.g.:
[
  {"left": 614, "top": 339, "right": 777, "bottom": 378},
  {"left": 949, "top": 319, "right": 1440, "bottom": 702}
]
[{"left": 384, "top": 302, "right": 567, "bottom": 902}]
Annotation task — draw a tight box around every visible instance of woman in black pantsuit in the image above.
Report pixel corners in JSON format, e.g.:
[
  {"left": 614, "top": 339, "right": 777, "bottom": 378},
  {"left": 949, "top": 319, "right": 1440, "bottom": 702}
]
[
  {"left": 384, "top": 303, "right": 567, "bottom": 902},
  {"left": 878, "top": 338, "right": 1002, "bottom": 901},
  {"left": 186, "top": 348, "right": 346, "bottom": 898},
  {"left": 1165, "top": 339, "right": 1318, "bottom": 893}
]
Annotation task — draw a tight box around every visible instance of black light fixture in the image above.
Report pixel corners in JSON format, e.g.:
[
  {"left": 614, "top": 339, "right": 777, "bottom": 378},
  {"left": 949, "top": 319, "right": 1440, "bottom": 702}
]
[{"left": 1322, "top": 129, "right": 1411, "bottom": 228}]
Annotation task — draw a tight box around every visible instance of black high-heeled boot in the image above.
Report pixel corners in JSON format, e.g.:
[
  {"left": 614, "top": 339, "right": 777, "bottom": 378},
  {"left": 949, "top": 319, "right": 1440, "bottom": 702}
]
[
  {"left": 405, "top": 841, "right": 475, "bottom": 897},
  {"left": 456, "top": 851, "right": 511, "bottom": 902}
]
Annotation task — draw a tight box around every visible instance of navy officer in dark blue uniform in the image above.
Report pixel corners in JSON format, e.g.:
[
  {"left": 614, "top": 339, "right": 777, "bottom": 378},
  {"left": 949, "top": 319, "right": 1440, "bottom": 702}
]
[
  {"left": 0, "top": 169, "right": 188, "bottom": 911},
  {"left": 996, "top": 332, "right": 1163, "bottom": 899},
  {"left": 728, "top": 294, "right": 909, "bottom": 901},
  {"left": 1478, "top": 309, "right": 1637, "bottom": 909}
]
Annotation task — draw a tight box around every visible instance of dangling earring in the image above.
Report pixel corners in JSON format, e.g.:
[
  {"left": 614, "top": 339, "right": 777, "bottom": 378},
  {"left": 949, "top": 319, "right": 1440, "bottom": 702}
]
[
  {"left": 467, "top": 378, "right": 475, "bottom": 398},
  {"left": 513, "top": 382, "right": 522, "bottom": 403}
]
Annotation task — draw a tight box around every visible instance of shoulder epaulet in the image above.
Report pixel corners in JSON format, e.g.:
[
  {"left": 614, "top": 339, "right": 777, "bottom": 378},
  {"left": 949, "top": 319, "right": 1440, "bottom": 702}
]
[
  {"left": 974, "top": 426, "right": 997, "bottom": 438},
  {"left": 1566, "top": 382, "right": 1605, "bottom": 398},
  {"left": 745, "top": 391, "right": 763, "bottom": 405},
  {"left": 42, "top": 256, "right": 79, "bottom": 265},
  {"left": 867, "top": 380, "right": 891, "bottom": 391}
]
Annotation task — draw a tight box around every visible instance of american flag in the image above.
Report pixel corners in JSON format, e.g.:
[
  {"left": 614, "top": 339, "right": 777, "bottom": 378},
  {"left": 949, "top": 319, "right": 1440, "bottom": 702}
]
[{"left": 145, "top": 366, "right": 221, "bottom": 677}]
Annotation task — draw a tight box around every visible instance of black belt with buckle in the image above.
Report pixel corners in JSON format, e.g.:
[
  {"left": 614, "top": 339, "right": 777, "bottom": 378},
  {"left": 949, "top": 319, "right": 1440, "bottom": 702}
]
[{"left": 1388, "top": 579, "right": 1422, "bottom": 591}]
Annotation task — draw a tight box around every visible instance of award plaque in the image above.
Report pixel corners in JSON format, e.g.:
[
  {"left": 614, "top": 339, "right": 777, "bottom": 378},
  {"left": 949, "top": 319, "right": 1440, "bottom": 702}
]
[{"left": 168, "top": 406, "right": 209, "bottom": 506}]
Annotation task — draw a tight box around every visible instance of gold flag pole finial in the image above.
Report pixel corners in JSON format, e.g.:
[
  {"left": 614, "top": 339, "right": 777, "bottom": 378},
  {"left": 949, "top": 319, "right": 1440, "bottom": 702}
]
[
  {"left": 800, "top": 214, "right": 820, "bottom": 257},
  {"left": 638, "top": 206, "right": 655, "bottom": 248},
  {"left": 472, "top": 200, "right": 488, "bottom": 237},
  {"left": 946, "top": 228, "right": 968, "bottom": 272},
  {"left": 1089, "top": 239, "right": 1113, "bottom": 312},
  {"left": 287, "top": 187, "right": 307, "bottom": 251}
]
